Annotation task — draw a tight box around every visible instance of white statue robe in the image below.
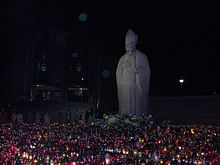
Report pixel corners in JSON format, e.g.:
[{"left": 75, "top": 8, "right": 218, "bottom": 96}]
[{"left": 116, "top": 49, "right": 150, "bottom": 115}]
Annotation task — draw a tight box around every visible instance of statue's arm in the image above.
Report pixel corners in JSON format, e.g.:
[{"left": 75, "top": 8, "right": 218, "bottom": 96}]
[
  {"left": 135, "top": 53, "right": 150, "bottom": 76},
  {"left": 116, "top": 60, "right": 122, "bottom": 81},
  {"left": 116, "top": 56, "right": 131, "bottom": 76}
]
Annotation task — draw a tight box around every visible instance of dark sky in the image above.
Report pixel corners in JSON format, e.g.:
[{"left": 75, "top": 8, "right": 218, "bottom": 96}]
[{"left": 2, "top": 0, "right": 220, "bottom": 96}]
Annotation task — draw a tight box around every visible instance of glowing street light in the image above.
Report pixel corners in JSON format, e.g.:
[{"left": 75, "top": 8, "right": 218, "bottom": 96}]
[{"left": 179, "top": 79, "right": 184, "bottom": 84}]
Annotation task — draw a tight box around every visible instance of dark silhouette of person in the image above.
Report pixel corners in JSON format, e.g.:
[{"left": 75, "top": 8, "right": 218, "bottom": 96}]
[{"left": 85, "top": 111, "right": 90, "bottom": 123}]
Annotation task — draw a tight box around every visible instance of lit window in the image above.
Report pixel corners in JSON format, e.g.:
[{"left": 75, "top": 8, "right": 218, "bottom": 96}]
[{"left": 41, "top": 63, "right": 47, "bottom": 72}]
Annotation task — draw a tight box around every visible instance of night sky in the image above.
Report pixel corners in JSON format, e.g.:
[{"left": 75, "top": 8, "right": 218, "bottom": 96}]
[{"left": 2, "top": 0, "right": 220, "bottom": 98}]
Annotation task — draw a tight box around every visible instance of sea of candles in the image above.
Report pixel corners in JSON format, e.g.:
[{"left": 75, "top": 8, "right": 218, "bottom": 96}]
[{"left": 0, "top": 114, "right": 219, "bottom": 164}]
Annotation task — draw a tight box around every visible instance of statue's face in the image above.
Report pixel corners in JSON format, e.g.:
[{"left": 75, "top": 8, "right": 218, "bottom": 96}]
[
  {"left": 126, "top": 42, "right": 136, "bottom": 53},
  {"left": 125, "top": 30, "right": 138, "bottom": 53}
]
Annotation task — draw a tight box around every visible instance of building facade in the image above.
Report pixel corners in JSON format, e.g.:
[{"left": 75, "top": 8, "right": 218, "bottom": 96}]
[{"left": 9, "top": 27, "right": 103, "bottom": 104}]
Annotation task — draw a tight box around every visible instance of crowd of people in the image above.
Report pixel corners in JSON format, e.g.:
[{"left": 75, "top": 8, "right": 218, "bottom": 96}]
[
  {"left": 0, "top": 110, "right": 50, "bottom": 124},
  {"left": 0, "top": 111, "right": 92, "bottom": 125},
  {"left": 0, "top": 113, "right": 219, "bottom": 165}
]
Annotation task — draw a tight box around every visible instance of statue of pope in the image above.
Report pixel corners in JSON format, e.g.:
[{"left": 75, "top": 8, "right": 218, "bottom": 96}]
[{"left": 116, "top": 29, "right": 150, "bottom": 115}]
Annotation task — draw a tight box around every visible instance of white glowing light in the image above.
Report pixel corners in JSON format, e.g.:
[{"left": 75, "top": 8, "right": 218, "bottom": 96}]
[{"left": 179, "top": 79, "right": 184, "bottom": 83}]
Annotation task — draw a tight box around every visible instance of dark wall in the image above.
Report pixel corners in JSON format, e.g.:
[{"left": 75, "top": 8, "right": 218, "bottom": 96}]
[{"left": 149, "top": 95, "right": 220, "bottom": 125}]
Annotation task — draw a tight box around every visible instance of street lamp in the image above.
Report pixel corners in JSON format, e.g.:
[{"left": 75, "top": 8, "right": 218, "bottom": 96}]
[
  {"left": 179, "top": 78, "right": 184, "bottom": 96},
  {"left": 179, "top": 79, "right": 184, "bottom": 84}
]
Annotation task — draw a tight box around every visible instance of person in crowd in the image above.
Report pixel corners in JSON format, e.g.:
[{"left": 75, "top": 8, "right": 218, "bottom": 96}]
[
  {"left": 35, "top": 111, "right": 41, "bottom": 123},
  {"left": 11, "top": 111, "right": 17, "bottom": 122},
  {"left": 79, "top": 112, "right": 83, "bottom": 123},
  {"left": 1, "top": 108, "right": 8, "bottom": 123},
  {"left": 59, "top": 111, "right": 65, "bottom": 123},
  {"left": 85, "top": 110, "right": 90, "bottom": 123},
  {"left": 16, "top": 113, "right": 24, "bottom": 123},
  {"left": 73, "top": 110, "right": 79, "bottom": 123},
  {"left": 66, "top": 109, "right": 71, "bottom": 123},
  {"left": 44, "top": 111, "right": 50, "bottom": 123},
  {"left": 90, "top": 108, "right": 94, "bottom": 119},
  {"left": 27, "top": 111, "right": 32, "bottom": 123},
  {"left": 0, "top": 109, "right": 3, "bottom": 123}
]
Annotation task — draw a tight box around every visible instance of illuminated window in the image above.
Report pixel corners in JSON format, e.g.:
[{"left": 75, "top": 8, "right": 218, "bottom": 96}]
[
  {"left": 41, "top": 63, "right": 47, "bottom": 72},
  {"left": 76, "top": 63, "right": 82, "bottom": 72},
  {"left": 69, "top": 87, "right": 88, "bottom": 96}
]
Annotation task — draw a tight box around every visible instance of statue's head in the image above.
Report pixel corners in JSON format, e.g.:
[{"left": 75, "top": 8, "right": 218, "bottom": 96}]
[{"left": 125, "top": 29, "right": 138, "bottom": 53}]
